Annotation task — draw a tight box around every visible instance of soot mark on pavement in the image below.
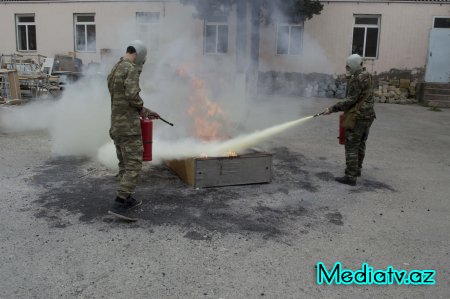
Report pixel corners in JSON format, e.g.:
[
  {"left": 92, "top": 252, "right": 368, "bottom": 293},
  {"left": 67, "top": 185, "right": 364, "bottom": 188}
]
[
  {"left": 315, "top": 172, "right": 334, "bottom": 182},
  {"left": 326, "top": 212, "right": 344, "bottom": 226},
  {"left": 352, "top": 179, "right": 397, "bottom": 193},
  {"left": 272, "top": 147, "right": 318, "bottom": 192},
  {"left": 33, "top": 157, "right": 116, "bottom": 224},
  {"left": 31, "top": 147, "right": 329, "bottom": 237},
  {"left": 184, "top": 231, "right": 212, "bottom": 241}
]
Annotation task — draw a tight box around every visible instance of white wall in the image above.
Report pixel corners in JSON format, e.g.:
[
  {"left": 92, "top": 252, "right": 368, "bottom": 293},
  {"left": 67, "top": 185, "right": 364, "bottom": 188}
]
[
  {"left": 259, "top": 2, "right": 450, "bottom": 75},
  {"left": 0, "top": 1, "right": 239, "bottom": 75},
  {"left": 1, "top": 1, "right": 449, "bottom": 76}
]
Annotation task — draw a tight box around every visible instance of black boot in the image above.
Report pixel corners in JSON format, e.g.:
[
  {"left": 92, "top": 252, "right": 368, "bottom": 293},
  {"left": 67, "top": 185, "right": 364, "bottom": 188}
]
[
  {"left": 356, "top": 167, "right": 362, "bottom": 177},
  {"left": 110, "top": 196, "right": 142, "bottom": 214},
  {"left": 123, "top": 196, "right": 142, "bottom": 210},
  {"left": 335, "top": 176, "right": 356, "bottom": 186}
]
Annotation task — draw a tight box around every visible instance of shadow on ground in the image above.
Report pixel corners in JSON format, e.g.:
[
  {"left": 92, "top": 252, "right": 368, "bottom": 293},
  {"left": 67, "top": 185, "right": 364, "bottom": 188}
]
[{"left": 31, "top": 147, "right": 395, "bottom": 239}]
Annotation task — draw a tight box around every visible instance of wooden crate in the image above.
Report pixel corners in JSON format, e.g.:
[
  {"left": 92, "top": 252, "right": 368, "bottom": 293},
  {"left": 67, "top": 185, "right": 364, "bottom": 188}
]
[
  {"left": 165, "top": 152, "right": 272, "bottom": 188},
  {"left": 0, "top": 69, "right": 21, "bottom": 99}
]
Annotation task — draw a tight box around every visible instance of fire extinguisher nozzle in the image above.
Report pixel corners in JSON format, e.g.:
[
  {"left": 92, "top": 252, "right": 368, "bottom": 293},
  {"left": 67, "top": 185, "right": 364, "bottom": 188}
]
[
  {"left": 159, "top": 117, "right": 174, "bottom": 126},
  {"left": 313, "top": 112, "right": 324, "bottom": 117}
]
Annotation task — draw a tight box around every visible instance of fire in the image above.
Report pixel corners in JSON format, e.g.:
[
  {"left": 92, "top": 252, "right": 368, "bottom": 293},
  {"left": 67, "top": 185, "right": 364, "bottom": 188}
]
[
  {"left": 226, "top": 150, "right": 238, "bottom": 158},
  {"left": 177, "top": 63, "right": 228, "bottom": 141}
]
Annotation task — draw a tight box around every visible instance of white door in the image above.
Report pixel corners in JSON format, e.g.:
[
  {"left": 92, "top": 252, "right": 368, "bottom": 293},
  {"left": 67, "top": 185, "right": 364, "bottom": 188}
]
[{"left": 425, "top": 28, "right": 450, "bottom": 83}]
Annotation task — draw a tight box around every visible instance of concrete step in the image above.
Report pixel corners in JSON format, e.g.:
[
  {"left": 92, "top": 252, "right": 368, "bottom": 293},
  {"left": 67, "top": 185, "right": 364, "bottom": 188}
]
[
  {"left": 423, "top": 83, "right": 450, "bottom": 89},
  {"left": 415, "top": 82, "right": 450, "bottom": 105},
  {"left": 426, "top": 100, "right": 450, "bottom": 108},
  {"left": 423, "top": 94, "right": 450, "bottom": 101},
  {"left": 424, "top": 88, "right": 450, "bottom": 95}
]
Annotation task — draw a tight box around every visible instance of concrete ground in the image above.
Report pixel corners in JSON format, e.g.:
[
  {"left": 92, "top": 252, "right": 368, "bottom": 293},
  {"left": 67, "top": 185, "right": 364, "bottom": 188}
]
[{"left": 0, "top": 97, "right": 449, "bottom": 298}]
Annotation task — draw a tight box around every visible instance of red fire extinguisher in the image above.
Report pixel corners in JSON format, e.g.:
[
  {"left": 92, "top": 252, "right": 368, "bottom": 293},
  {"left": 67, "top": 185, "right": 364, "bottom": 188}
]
[
  {"left": 338, "top": 113, "right": 345, "bottom": 145},
  {"left": 140, "top": 118, "right": 153, "bottom": 161}
]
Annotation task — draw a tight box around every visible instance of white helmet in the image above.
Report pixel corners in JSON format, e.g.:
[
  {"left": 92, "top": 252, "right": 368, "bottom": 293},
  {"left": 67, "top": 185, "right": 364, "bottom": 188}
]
[
  {"left": 128, "top": 40, "right": 147, "bottom": 67},
  {"left": 346, "top": 54, "right": 363, "bottom": 76}
]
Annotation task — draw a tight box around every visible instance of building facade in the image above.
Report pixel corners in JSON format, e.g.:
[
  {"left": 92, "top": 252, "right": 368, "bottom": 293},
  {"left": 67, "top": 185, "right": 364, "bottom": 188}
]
[{"left": 0, "top": 0, "right": 449, "bottom": 82}]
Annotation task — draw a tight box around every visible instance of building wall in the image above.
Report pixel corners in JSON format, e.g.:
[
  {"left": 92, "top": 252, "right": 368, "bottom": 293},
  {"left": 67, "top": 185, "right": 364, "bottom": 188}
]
[
  {"left": 0, "top": 1, "right": 239, "bottom": 75},
  {"left": 1, "top": 1, "right": 449, "bottom": 77},
  {"left": 259, "top": 2, "right": 450, "bottom": 75},
  {"left": 0, "top": 1, "right": 164, "bottom": 62}
]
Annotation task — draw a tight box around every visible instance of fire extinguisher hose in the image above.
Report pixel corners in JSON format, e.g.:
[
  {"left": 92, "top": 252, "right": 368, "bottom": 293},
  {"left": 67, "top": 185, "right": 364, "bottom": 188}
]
[{"left": 159, "top": 116, "right": 174, "bottom": 126}]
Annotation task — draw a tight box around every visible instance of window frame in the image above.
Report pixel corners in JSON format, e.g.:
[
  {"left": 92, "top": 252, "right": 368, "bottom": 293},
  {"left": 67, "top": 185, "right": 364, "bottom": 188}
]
[
  {"left": 432, "top": 16, "right": 450, "bottom": 29},
  {"left": 136, "top": 12, "right": 161, "bottom": 50},
  {"left": 275, "top": 23, "right": 304, "bottom": 56},
  {"left": 74, "top": 13, "right": 96, "bottom": 53},
  {"left": 351, "top": 14, "right": 381, "bottom": 59},
  {"left": 203, "top": 21, "right": 229, "bottom": 55},
  {"left": 15, "top": 14, "right": 37, "bottom": 52}
]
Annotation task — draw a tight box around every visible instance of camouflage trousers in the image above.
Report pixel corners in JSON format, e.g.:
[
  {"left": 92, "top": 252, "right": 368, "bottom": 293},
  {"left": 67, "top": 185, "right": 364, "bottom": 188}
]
[
  {"left": 112, "top": 135, "right": 143, "bottom": 199},
  {"left": 344, "top": 118, "right": 374, "bottom": 178}
]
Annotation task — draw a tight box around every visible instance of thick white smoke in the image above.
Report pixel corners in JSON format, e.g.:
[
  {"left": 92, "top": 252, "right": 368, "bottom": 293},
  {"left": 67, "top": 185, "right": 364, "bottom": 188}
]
[
  {"left": 0, "top": 76, "right": 110, "bottom": 157},
  {"left": 0, "top": 5, "right": 330, "bottom": 169}
]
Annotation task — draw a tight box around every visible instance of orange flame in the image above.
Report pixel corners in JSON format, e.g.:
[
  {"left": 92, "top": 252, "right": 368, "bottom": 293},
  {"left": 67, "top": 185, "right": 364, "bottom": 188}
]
[{"left": 177, "top": 63, "right": 228, "bottom": 141}]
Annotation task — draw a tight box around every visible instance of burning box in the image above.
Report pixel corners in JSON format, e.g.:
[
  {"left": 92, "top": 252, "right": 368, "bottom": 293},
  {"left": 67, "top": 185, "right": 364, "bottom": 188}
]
[{"left": 165, "top": 152, "right": 272, "bottom": 188}]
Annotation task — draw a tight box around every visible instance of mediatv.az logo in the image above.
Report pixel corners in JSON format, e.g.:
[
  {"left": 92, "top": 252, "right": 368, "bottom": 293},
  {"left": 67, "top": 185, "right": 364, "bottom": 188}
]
[{"left": 316, "top": 262, "right": 436, "bottom": 285}]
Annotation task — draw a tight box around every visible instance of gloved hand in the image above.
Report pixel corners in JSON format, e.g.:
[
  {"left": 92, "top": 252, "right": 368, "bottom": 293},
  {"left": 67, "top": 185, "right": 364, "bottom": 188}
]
[
  {"left": 323, "top": 107, "right": 332, "bottom": 115},
  {"left": 148, "top": 111, "right": 160, "bottom": 120},
  {"left": 140, "top": 107, "right": 160, "bottom": 119}
]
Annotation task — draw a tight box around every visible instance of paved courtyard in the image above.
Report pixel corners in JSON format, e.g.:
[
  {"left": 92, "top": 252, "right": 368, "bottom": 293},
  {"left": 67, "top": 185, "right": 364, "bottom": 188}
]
[{"left": 0, "top": 97, "right": 449, "bottom": 298}]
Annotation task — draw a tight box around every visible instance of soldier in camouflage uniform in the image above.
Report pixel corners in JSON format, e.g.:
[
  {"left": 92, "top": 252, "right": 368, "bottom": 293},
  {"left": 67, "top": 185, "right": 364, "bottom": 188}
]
[
  {"left": 323, "top": 54, "right": 376, "bottom": 186},
  {"left": 107, "top": 40, "right": 159, "bottom": 214}
]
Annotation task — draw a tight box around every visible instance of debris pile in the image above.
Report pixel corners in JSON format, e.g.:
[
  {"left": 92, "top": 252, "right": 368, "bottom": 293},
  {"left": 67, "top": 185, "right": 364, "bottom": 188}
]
[
  {"left": 258, "top": 71, "right": 348, "bottom": 98},
  {"left": 258, "top": 70, "right": 421, "bottom": 105},
  {"left": 0, "top": 53, "right": 82, "bottom": 101},
  {"left": 317, "top": 77, "right": 347, "bottom": 99},
  {"left": 0, "top": 98, "right": 23, "bottom": 106},
  {"left": 373, "top": 79, "right": 418, "bottom": 104}
]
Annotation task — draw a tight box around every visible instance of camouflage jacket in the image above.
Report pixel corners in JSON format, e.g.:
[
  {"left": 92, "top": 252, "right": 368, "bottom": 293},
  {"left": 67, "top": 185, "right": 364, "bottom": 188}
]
[
  {"left": 330, "top": 68, "right": 376, "bottom": 119},
  {"left": 107, "top": 57, "right": 144, "bottom": 137}
]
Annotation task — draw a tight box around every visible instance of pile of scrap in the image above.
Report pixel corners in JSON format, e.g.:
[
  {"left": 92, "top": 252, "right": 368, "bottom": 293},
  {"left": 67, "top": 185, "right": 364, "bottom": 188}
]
[
  {"left": 0, "top": 53, "right": 62, "bottom": 99},
  {"left": 373, "top": 79, "right": 418, "bottom": 104},
  {"left": 0, "top": 68, "right": 22, "bottom": 105},
  {"left": 40, "top": 54, "right": 83, "bottom": 91},
  {"left": 19, "top": 71, "right": 56, "bottom": 98},
  {"left": 0, "top": 98, "right": 23, "bottom": 106}
]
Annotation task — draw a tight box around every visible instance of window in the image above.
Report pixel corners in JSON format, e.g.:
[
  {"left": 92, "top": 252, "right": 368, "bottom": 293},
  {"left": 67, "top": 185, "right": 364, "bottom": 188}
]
[
  {"left": 204, "top": 19, "right": 228, "bottom": 54},
  {"left": 136, "top": 12, "right": 160, "bottom": 50},
  {"left": 433, "top": 17, "right": 450, "bottom": 29},
  {"left": 16, "top": 14, "right": 37, "bottom": 51},
  {"left": 276, "top": 24, "right": 303, "bottom": 55},
  {"left": 352, "top": 15, "right": 380, "bottom": 58},
  {"left": 74, "top": 14, "right": 96, "bottom": 52}
]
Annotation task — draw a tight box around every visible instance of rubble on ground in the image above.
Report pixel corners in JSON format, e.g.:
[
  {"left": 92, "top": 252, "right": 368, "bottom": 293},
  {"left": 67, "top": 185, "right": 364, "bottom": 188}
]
[
  {"left": 373, "top": 79, "right": 418, "bottom": 104},
  {"left": 257, "top": 71, "right": 420, "bottom": 104}
]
